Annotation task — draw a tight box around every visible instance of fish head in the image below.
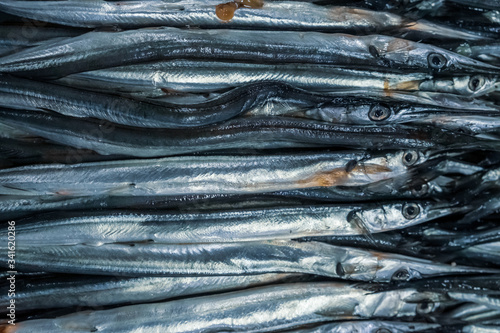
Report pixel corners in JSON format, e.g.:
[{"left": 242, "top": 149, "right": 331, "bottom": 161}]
[
  {"left": 368, "top": 251, "right": 496, "bottom": 282},
  {"left": 444, "top": 51, "right": 500, "bottom": 74},
  {"left": 353, "top": 200, "right": 464, "bottom": 233},
  {"left": 383, "top": 150, "right": 430, "bottom": 171},
  {"left": 418, "top": 75, "right": 499, "bottom": 97},
  {"left": 455, "top": 75, "right": 499, "bottom": 97},
  {"left": 373, "top": 37, "right": 500, "bottom": 74}
]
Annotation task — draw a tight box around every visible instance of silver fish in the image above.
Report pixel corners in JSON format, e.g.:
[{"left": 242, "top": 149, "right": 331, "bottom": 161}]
[
  {"left": 60, "top": 60, "right": 498, "bottom": 99},
  {"left": 0, "top": 273, "right": 296, "bottom": 314},
  {"left": 286, "top": 321, "right": 441, "bottom": 333},
  {"left": 0, "top": 0, "right": 487, "bottom": 41},
  {"left": 0, "top": 282, "right": 448, "bottom": 333},
  {"left": 0, "top": 110, "right": 486, "bottom": 157},
  {"left": 7, "top": 240, "right": 495, "bottom": 280},
  {"left": 0, "top": 75, "right": 327, "bottom": 128},
  {"left": 0, "top": 27, "right": 495, "bottom": 78},
  {"left": 10, "top": 200, "right": 462, "bottom": 246}
]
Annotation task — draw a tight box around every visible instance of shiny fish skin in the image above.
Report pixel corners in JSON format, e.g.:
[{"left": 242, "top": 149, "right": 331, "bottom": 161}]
[
  {"left": 59, "top": 61, "right": 430, "bottom": 95},
  {"left": 9, "top": 201, "right": 461, "bottom": 245},
  {"left": 0, "top": 0, "right": 488, "bottom": 41},
  {"left": 0, "top": 174, "right": 466, "bottom": 221},
  {"left": 0, "top": 194, "right": 316, "bottom": 221},
  {"left": 5, "top": 240, "right": 495, "bottom": 280},
  {"left": 0, "top": 110, "right": 485, "bottom": 158},
  {"left": 286, "top": 321, "right": 441, "bottom": 333},
  {"left": 0, "top": 27, "right": 496, "bottom": 78},
  {"left": 0, "top": 149, "right": 436, "bottom": 197},
  {"left": 0, "top": 273, "right": 296, "bottom": 314},
  {"left": 61, "top": 60, "right": 498, "bottom": 98},
  {"left": 0, "top": 75, "right": 328, "bottom": 128},
  {"left": 0, "top": 282, "right": 440, "bottom": 333}
]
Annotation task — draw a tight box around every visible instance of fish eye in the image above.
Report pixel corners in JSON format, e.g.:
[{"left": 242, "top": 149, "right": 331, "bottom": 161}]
[
  {"left": 468, "top": 75, "right": 485, "bottom": 92},
  {"left": 411, "top": 183, "right": 429, "bottom": 196},
  {"left": 402, "top": 203, "right": 420, "bottom": 219},
  {"left": 368, "top": 105, "right": 391, "bottom": 121},
  {"left": 402, "top": 150, "right": 419, "bottom": 166},
  {"left": 391, "top": 269, "right": 410, "bottom": 281},
  {"left": 417, "top": 300, "right": 435, "bottom": 314},
  {"left": 427, "top": 52, "right": 447, "bottom": 70}
]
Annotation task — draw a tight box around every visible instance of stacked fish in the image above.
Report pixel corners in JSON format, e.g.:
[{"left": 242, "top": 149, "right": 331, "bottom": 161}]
[{"left": 0, "top": 0, "right": 499, "bottom": 332}]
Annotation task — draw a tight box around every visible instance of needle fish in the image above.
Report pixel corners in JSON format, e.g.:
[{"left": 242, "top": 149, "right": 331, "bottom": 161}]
[
  {"left": 0, "top": 174, "right": 470, "bottom": 221},
  {"left": 59, "top": 60, "right": 500, "bottom": 98},
  {"left": 0, "top": 75, "right": 331, "bottom": 128},
  {"left": 0, "top": 282, "right": 450, "bottom": 333},
  {"left": 0, "top": 27, "right": 496, "bottom": 78},
  {"left": 0, "top": 109, "right": 488, "bottom": 158},
  {"left": 0, "top": 149, "right": 444, "bottom": 197},
  {"left": 8, "top": 200, "right": 461, "bottom": 245},
  {"left": 0, "top": 272, "right": 296, "bottom": 315},
  {"left": 0, "top": 1, "right": 486, "bottom": 42},
  {"left": 5, "top": 240, "right": 496, "bottom": 280}
]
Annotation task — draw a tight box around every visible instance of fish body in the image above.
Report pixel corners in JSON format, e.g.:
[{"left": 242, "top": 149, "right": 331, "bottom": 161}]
[
  {"left": 0, "top": 149, "right": 435, "bottom": 196},
  {"left": 0, "top": 28, "right": 495, "bottom": 78},
  {"left": 0, "top": 110, "right": 484, "bottom": 157},
  {"left": 0, "top": 282, "right": 443, "bottom": 332},
  {"left": 0, "top": 272, "right": 295, "bottom": 314},
  {"left": 0, "top": 75, "right": 329, "bottom": 128},
  {"left": 9, "top": 200, "right": 459, "bottom": 245},
  {"left": 0, "top": 0, "right": 487, "bottom": 42},
  {"left": 6, "top": 240, "right": 495, "bottom": 280}
]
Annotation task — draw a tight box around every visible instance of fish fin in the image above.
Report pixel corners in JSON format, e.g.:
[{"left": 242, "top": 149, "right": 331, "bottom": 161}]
[{"left": 346, "top": 210, "right": 375, "bottom": 243}]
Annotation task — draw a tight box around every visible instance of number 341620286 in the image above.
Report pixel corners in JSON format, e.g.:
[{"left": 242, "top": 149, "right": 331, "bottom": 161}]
[{"left": 7, "top": 221, "right": 15, "bottom": 265}]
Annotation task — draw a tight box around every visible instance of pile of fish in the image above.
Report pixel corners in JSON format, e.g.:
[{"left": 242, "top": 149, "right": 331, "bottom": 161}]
[{"left": 0, "top": 0, "right": 499, "bottom": 332}]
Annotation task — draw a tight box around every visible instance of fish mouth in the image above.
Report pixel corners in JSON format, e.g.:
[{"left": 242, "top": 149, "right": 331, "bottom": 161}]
[
  {"left": 454, "top": 59, "right": 500, "bottom": 75},
  {"left": 426, "top": 202, "right": 468, "bottom": 219}
]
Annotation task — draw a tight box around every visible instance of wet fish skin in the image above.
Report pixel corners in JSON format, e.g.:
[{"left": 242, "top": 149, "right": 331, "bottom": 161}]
[
  {"left": 0, "top": 272, "right": 296, "bottom": 315},
  {"left": 0, "top": 282, "right": 443, "bottom": 333},
  {"left": 0, "top": 148, "right": 443, "bottom": 197},
  {"left": 286, "top": 321, "right": 441, "bottom": 333},
  {"left": 0, "top": 27, "right": 495, "bottom": 78},
  {"left": 6, "top": 240, "right": 495, "bottom": 281},
  {"left": 59, "top": 60, "right": 431, "bottom": 96},
  {"left": 62, "top": 60, "right": 498, "bottom": 99},
  {"left": 8, "top": 200, "right": 461, "bottom": 246},
  {"left": 0, "top": 75, "right": 329, "bottom": 128},
  {"left": 0, "top": 0, "right": 488, "bottom": 42},
  {"left": 0, "top": 109, "right": 486, "bottom": 158}
]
